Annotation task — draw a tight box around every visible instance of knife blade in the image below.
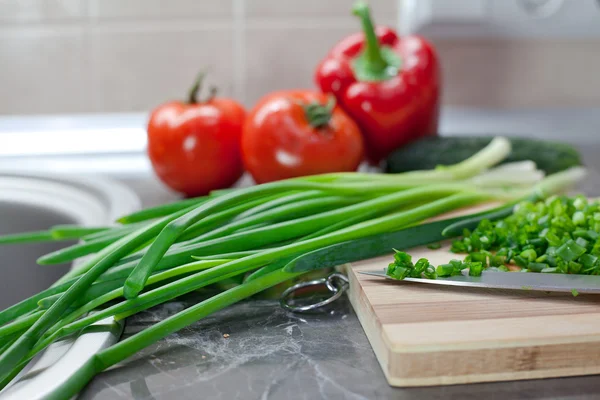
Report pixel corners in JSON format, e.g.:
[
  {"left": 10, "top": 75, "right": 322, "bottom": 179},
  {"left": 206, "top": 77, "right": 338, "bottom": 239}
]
[{"left": 359, "top": 270, "right": 600, "bottom": 294}]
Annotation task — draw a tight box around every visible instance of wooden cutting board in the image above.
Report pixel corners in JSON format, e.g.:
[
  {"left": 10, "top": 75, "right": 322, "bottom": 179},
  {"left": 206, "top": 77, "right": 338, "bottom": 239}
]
[{"left": 345, "top": 220, "right": 600, "bottom": 387}]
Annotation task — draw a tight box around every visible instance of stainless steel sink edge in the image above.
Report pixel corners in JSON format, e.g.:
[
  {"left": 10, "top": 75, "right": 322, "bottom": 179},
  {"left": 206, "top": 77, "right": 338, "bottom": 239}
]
[{"left": 0, "top": 170, "right": 140, "bottom": 400}]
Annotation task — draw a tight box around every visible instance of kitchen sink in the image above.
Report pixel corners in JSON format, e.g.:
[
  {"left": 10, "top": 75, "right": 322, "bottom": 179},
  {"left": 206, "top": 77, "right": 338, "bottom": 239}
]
[
  {"left": 0, "top": 201, "right": 74, "bottom": 309},
  {"left": 0, "top": 171, "right": 140, "bottom": 399}
]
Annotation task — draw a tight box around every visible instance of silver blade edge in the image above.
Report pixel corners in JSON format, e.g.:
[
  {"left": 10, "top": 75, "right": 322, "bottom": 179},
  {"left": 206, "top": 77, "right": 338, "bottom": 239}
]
[{"left": 359, "top": 270, "right": 600, "bottom": 294}]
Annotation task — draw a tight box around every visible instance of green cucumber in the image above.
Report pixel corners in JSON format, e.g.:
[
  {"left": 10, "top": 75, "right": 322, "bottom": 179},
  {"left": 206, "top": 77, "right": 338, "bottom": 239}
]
[{"left": 385, "top": 136, "right": 582, "bottom": 175}]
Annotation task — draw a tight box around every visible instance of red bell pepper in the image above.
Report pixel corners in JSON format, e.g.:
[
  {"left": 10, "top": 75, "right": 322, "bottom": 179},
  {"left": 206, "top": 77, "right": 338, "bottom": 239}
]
[{"left": 314, "top": 1, "right": 441, "bottom": 164}]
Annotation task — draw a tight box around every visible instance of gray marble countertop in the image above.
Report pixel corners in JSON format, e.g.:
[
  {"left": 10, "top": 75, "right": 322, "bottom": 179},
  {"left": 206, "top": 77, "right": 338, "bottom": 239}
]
[
  {"left": 79, "top": 145, "right": 600, "bottom": 400},
  {"left": 79, "top": 294, "right": 600, "bottom": 400},
  {"left": 2, "top": 108, "right": 600, "bottom": 399}
]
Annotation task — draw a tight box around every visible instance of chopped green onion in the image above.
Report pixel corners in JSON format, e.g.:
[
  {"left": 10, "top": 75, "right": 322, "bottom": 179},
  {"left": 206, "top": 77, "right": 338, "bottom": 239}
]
[
  {"left": 528, "top": 262, "right": 548, "bottom": 273},
  {"left": 580, "top": 254, "right": 598, "bottom": 268},
  {"left": 556, "top": 240, "right": 586, "bottom": 262},
  {"left": 541, "top": 267, "right": 558, "bottom": 273},
  {"left": 411, "top": 258, "right": 431, "bottom": 277},
  {"left": 520, "top": 249, "right": 537, "bottom": 263},
  {"left": 467, "top": 262, "right": 483, "bottom": 277},
  {"left": 469, "top": 252, "right": 488, "bottom": 267},
  {"left": 436, "top": 264, "right": 454, "bottom": 277}
]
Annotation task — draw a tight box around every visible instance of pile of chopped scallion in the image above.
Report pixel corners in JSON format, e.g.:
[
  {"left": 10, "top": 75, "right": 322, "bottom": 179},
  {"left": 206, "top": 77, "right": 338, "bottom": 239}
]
[
  {"left": 387, "top": 194, "right": 600, "bottom": 281},
  {"left": 0, "top": 137, "right": 587, "bottom": 398}
]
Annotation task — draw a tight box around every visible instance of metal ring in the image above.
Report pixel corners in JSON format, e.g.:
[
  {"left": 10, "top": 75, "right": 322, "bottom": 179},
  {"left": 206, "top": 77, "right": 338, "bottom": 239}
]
[
  {"left": 326, "top": 273, "right": 349, "bottom": 293},
  {"left": 280, "top": 273, "right": 349, "bottom": 313}
]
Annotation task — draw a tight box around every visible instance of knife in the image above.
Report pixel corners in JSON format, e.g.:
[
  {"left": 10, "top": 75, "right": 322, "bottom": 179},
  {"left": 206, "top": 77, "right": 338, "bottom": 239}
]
[{"left": 359, "top": 270, "right": 600, "bottom": 294}]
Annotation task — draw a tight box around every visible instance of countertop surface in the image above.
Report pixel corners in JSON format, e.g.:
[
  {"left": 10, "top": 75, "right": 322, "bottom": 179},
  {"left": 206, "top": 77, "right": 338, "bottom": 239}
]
[
  {"left": 82, "top": 150, "right": 600, "bottom": 400},
  {"left": 2, "top": 107, "right": 600, "bottom": 399}
]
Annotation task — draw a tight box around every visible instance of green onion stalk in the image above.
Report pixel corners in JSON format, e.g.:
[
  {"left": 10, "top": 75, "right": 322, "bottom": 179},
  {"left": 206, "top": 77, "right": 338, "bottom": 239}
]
[{"left": 0, "top": 137, "right": 586, "bottom": 398}]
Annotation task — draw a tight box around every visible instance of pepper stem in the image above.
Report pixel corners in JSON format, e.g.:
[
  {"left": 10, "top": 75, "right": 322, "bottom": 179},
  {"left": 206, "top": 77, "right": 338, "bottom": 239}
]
[
  {"left": 302, "top": 97, "right": 336, "bottom": 129},
  {"left": 352, "top": 1, "right": 387, "bottom": 73}
]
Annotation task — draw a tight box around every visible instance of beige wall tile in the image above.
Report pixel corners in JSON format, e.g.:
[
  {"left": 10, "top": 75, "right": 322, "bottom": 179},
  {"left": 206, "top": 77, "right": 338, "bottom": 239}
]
[
  {"left": 2, "top": 0, "right": 599, "bottom": 116},
  {"left": 87, "top": 27, "right": 235, "bottom": 113},
  {"left": 246, "top": 0, "right": 396, "bottom": 25},
  {"left": 433, "top": 39, "right": 600, "bottom": 108},
  {"left": 0, "top": 27, "right": 88, "bottom": 115},
  {"left": 243, "top": 25, "right": 357, "bottom": 107},
  {"left": 88, "top": 0, "right": 232, "bottom": 20},
  {"left": 0, "top": 0, "right": 83, "bottom": 23}
]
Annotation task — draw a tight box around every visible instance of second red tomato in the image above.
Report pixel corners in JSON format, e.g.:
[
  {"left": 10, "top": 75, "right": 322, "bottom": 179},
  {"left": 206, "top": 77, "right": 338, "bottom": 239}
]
[{"left": 241, "top": 90, "right": 364, "bottom": 184}]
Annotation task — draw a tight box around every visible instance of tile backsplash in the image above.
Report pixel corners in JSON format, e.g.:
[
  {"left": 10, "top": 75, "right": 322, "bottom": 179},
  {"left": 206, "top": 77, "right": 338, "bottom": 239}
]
[
  {"left": 0, "top": 0, "right": 598, "bottom": 115},
  {"left": 433, "top": 38, "right": 600, "bottom": 109}
]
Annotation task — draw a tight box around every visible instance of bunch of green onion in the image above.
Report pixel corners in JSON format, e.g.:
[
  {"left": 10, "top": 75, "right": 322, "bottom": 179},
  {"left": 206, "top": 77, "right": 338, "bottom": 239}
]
[{"left": 0, "top": 137, "right": 585, "bottom": 398}]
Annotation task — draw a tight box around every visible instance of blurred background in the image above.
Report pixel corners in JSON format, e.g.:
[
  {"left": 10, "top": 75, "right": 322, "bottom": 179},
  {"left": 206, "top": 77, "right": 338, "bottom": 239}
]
[
  {"left": 0, "top": 0, "right": 599, "bottom": 115},
  {"left": 1, "top": 2, "right": 599, "bottom": 397},
  {"left": 0, "top": 0, "right": 599, "bottom": 197}
]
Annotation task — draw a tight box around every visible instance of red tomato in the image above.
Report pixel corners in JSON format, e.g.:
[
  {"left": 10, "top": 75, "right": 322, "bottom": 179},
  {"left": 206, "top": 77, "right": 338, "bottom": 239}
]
[
  {"left": 241, "top": 90, "right": 364, "bottom": 184},
  {"left": 147, "top": 81, "right": 246, "bottom": 197}
]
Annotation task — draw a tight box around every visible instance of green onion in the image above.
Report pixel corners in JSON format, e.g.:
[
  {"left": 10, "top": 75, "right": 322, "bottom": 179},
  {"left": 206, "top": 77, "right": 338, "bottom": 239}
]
[
  {"left": 556, "top": 240, "right": 586, "bottom": 262},
  {"left": 0, "top": 311, "right": 44, "bottom": 342},
  {"left": 0, "top": 224, "right": 109, "bottom": 246},
  {"left": 49, "top": 225, "right": 110, "bottom": 240},
  {"left": 42, "top": 259, "right": 234, "bottom": 335},
  {"left": 192, "top": 250, "right": 259, "bottom": 261},
  {"left": 520, "top": 249, "right": 537, "bottom": 263},
  {"left": 0, "top": 231, "right": 55, "bottom": 245},
  {"left": 5, "top": 192, "right": 492, "bottom": 379},
  {"left": 81, "top": 222, "right": 145, "bottom": 242},
  {"left": 194, "top": 195, "right": 362, "bottom": 242},
  {"left": 39, "top": 259, "right": 230, "bottom": 312},
  {"left": 580, "top": 253, "right": 598, "bottom": 269},
  {"left": 283, "top": 214, "right": 480, "bottom": 274},
  {"left": 0, "top": 281, "right": 73, "bottom": 327},
  {"left": 119, "top": 139, "right": 519, "bottom": 299},
  {"left": 122, "top": 184, "right": 478, "bottom": 299},
  {"left": 468, "top": 252, "right": 488, "bottom": 266},
  {"left": 0, "top": 137, "right": 588, "bottom": 395},
  {"left": 62, "top": 193, "right": 491, "bottom": 335},
  {"left": 233, "top": 190, "right": 323, "bottom": 220},
  {"left": 0, "top": 207, "right": 196, "bottom": 381},
  {"left": 296, "top": 202, "right": 407, "bottom": 242},
  {"left": 38, "top": 236, "right": 120, "bottom": 265},
  {"left": 177, "top": 194, "right": 287, "bottom": 242},
  {"left": 37, "top": 279, "right": 125, "bottom": 310},
  {"left": 467, "top": 262, "right": 483, "bottom": 276},
  {"left": 392, "top": 188, "right": 600, "bottom": 284},
  {"left": 436, "top": 264, "right": 454, "bottom": 277},
  {"left": 41, "top": 268, "right": 305, "bottom": 399},
  {"left": 442, "top": 202, "right": 519, "bottom": 238},
  {"left": 117, "top": 196, "right": 210, "bottom": 224},
  {"left": 527, "top": 262, "right": 548, "bottom": 273}
]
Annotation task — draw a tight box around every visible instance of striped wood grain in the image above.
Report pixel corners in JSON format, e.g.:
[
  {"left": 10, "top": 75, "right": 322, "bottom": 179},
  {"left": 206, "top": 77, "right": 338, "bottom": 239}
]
[{"left": 346, "top": 244, "right": 600, "bottom": 387}]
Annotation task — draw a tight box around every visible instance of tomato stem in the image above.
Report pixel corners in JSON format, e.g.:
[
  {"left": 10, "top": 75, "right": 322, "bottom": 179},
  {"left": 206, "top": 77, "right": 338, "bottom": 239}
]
[
  {"left": 187, "top": 72, "right": 217, "bottom": 104},
  {"left": 302, "top": 96, "right": 336, "bottom": 129}
]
